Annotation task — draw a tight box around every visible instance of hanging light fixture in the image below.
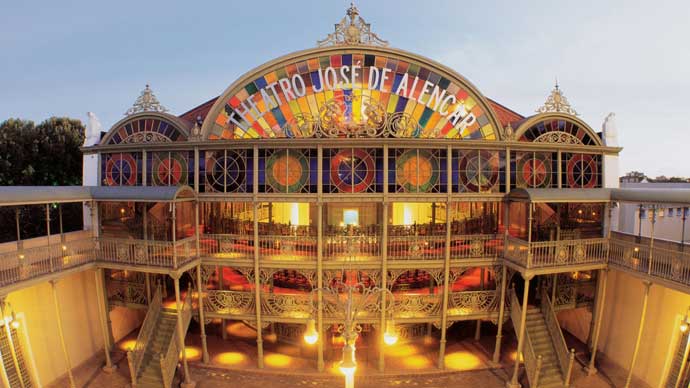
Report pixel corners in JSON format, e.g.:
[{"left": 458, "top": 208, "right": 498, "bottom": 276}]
[{"left": 303, "top": 318, "right": 319, "bottom": 345}]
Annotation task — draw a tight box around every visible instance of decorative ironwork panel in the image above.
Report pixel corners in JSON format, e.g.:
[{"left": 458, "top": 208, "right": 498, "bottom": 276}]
[
  {"left": 147, "top": 151, "right": 194, "bottom": 186},
  {"left": 101, "top": 152, "right": 141, "bottom": 186},
  {"left": 204, "top": 290, "right": 255, "bottom": 315},
  {"left": 448, "top": 290, "right": 498, "bottom": 316},
  {"left": 512, "top": 151, "right": 557, "bottom": 189},
  {"left": 324, "top": 148, "right": 382, "bottom": 193},
  {"left": 391, "top": 148, "right": 445, "bottom": 193},
  {"left": 201, "top": 149, "right": 253, "bottom": 193},
  {"left": 259, "top": 149, "right": 316, "bottom": 193},
  {"left": 393, "top": 294, "right": 441, "bottom": 318},
  {"left": 562, "top": 153, "right": 601, "bottom": 188},
  {"left": 454, "top": 150, "right": 504, "bottom": 193}
]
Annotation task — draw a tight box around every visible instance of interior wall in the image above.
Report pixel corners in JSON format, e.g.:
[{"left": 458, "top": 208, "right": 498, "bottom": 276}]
[
  {"left": 6, "top": 269, "right": 105, "bottom": 386},
  {"left": 596, "top": 270, "right": 690, "bottom": 387}
]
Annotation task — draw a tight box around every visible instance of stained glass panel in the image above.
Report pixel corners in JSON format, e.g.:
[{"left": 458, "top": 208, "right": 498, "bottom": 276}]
[
  {"left": 455, "top": 150, "right": 504, "bottom": 193},
  {"left": 511, "top": 151, "right": 557, "bottom": 189},
  {"left": 101, "top": 152, "right": 141, "bottom": 186},
  {"left": 519, "top": 118, "right": 598, "bottom": 145},
  {"left": 208, "top": 51, "right": 497, "bottom": 141},
  {"left": 562, "top": 153, "right": 601, "bottom": 188},
  {"left": 106, "top": 117, "right": 186, "bottom": 144},
  {"left": 201, "top": 149, "right": 253, "bottom": 193},
  {"left": 259, "top": 149, "right": 316, "bottom": 193},
  {"left": 147, "top": 151, "right": 194, "bottom": 186},
  {"left": 391, "top": 149, "right": 445, "bottom": 193},
  {"left": 323, "top": 148, "right": 382, "bottom": 193}
]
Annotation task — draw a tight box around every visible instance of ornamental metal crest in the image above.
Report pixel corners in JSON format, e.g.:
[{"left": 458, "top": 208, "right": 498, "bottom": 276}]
[
  {"left": 125, "top": 84, "right": 168, "bottom": 116},
  {"left": 317, "top": 3, "right": 389, "bottom": 47},
  {"left": 536, "top": 83, "right": 578, "bottom": 116},
  {"left": 281, "top": 94, "right": 423, "bottom": 138}
]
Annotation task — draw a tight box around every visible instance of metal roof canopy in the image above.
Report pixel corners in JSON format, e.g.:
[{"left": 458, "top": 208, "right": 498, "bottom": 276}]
[
  {"left": 505, "top": 188, "right": 612, "bottom": 203},
  {"left": 611, "top": 188, "right": 690, "bottom": 205},
  {"left": 89, "top": 186, "right": 196, "bottom": 202},
  {"left": 0, "top": 185, "right": 196, "bottom": 206}
]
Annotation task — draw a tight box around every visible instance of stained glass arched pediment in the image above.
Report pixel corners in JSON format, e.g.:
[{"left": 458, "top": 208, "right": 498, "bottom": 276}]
[
  {"left": 101, "top": 112, "right": 190, "bottom": 145},
  {"left": 514, "top": 113, "right": 602, "bottom": 146},
  {"left": 201, "top": 46, "right": 503, "bottom": 141}
]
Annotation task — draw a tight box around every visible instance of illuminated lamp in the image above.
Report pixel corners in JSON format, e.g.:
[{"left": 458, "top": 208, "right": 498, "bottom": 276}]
[
  {"left": 303, "top": 318, "right": 319, "bottom": 345},
  {"left": 383, "top": 320, "right": 398, "bottom": 345},
  {"left": 681, "top": 321, "right": 688, "bottom": 333},
  {"left": 339, "top": 344, "right": 357, "bottom": 375},
  {"left": 10, "top": 312, "right": 19, "bottom": 329}
]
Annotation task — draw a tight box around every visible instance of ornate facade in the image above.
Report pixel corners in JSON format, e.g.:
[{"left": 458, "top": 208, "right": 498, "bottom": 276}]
[{"left": 3, "top": 5, "right": 690, "bottom": 388}]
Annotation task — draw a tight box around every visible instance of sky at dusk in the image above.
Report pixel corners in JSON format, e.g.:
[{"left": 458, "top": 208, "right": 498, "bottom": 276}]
[{"left": 1, "top": 0, "right": 689, "bottom": 177}]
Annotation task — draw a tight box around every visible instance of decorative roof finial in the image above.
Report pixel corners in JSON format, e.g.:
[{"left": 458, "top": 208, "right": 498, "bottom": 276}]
[
  {"left": 317, "top": 3, "right": 389, "bottom": 47},
  {"left": 536, "top": 82, "right": 578, "bottom": 116},
  {"left": 125, "top": 84, "right": 168, "bottom": 116}
]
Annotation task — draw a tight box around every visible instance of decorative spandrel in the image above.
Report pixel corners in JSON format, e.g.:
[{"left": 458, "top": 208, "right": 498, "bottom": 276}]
[
  {"left": 318, "top": 3, "right": 388, "bottom": 47},
  {"left": 536, "top": 83, "right": 578, "bottom": 116},
  {"left": 125, "top": 84, "right": 168, "bottom": 116}
]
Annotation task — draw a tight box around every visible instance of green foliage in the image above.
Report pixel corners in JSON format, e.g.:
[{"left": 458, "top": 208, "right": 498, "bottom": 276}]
[{"left": 0, "top": 117, "right": 86, "bottom": 242}]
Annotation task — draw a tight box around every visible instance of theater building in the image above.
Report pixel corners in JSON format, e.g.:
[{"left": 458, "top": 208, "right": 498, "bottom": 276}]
[{"left": 1, "top": 5, "right": 690, "bottom": 388}]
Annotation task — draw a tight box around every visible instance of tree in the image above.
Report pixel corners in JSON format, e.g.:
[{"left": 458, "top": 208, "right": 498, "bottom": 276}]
[{"left": 0, "top": 117, "right": 85, "bottom": 242}]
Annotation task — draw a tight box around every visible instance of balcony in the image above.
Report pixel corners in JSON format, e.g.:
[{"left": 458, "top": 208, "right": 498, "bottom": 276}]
[
  {"left": 504, "top": 236, "right": 609, "bottom": 271},
  {"left": 97, "top": 236, "right": 198, "bottom": 270},
  {"left": 609, "top": 231, "right": 690, "bottom": 291}
]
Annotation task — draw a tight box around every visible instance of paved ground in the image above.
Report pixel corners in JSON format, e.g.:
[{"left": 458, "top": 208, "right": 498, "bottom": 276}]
[{"left": 48, "top": 346, "right": 647, "bottom": 388}]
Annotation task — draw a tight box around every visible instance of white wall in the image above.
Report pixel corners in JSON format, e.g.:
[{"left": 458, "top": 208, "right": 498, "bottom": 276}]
[
  {"left": 596, "top": 270, "right": 690, "bottom": 387},
  {"left": 5, "top": 269, "right": 144, "bottom": 386}
]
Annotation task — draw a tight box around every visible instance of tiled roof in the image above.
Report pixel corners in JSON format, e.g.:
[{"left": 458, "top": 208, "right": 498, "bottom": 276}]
[
  {"left": 179, "top": 96, "right": 525, "bottom": 130},
  {"left": 178, "top": 97, "right": 218, "bottom": 123},
  {"left": 487, "top": 98, "right": 524, "bottom": 127}
]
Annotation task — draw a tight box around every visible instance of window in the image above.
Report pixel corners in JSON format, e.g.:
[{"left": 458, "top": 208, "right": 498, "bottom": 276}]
[{"left": 343, "top": 209, "right": 359, "bottom": 226}]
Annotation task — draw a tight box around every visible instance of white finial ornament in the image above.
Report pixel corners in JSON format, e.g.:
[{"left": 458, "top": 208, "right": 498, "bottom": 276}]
[{"left": 125, "top": 84, "right": 168, "bottom": 116}]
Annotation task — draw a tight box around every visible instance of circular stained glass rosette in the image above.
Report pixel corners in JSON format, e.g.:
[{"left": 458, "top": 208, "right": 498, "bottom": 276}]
[
  {"left": 206, "top": 151, "right": 246, "bottom": 192},
  {"left": 458, "top": 152, "right": 499, "bottom": 192},
  {"left": 396, "top": 150, "right": 439, "bottom": 193},
  {"left": 517, "top": 154, "right": 551, "bottom": 188},
  {"left": 265, "top": 150, "right": 309, "bottom": 193},
  {"left": 105, "top": 154, "right": 137, "bottom": 186},
  {"left": 152, "top": 154, "right": 188, "bottom": 186},
  {"left": 567, "top": 154, "right": 598, "bottom": 188},
  {"left": 330, "top": 149, "right": 376, "bottom": 193}
]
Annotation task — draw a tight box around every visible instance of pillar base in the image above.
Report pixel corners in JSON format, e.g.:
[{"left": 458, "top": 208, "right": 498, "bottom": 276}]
[
  {"left": 181, "top": 381, "right": 197, "bottom": 388},
  {"left": 505, "top": 381, "right": 521, "bottom": 388},
  {"left": 102, "top": 364, "right": 117, "bottom": 374},
  {"left": 584, "top": 365, "right": 598, "bottom": 376},
  {"left": 487, "top": 360, "right": 502, "bottom": 369}
]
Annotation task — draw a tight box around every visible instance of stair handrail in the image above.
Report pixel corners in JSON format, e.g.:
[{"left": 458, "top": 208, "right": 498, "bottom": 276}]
[
  {"left": 160, "top": 330, "right": 179, "bottom": 388},
  {"left": 509, "top": 288, "right": 541, "bottom": 387},
  {"left": 126, "top": 285, "right": 163, "bottom": 386},
  {"left": 541, "top": 287, "right": 574, "bottom": 385},
  {"left": 159, "top": 284, "right": 194, "bottom": 388},
  {"left": 533, "top": 355, "right": 543, "bottom": 388}
]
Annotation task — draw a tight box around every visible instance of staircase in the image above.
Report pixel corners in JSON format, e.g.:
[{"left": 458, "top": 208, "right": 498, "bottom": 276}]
[
  {"left": 127, "top": 286, "right": 193, "bottom": 388},
  {"left": 509, "top": 288, "right": 575, "bottom": 388},
  {"left": 525, "top": 307, "right": 566, "bottom": 388},
  {"left": 136, "top": 310, "right": 178, "bottom": 387}
]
